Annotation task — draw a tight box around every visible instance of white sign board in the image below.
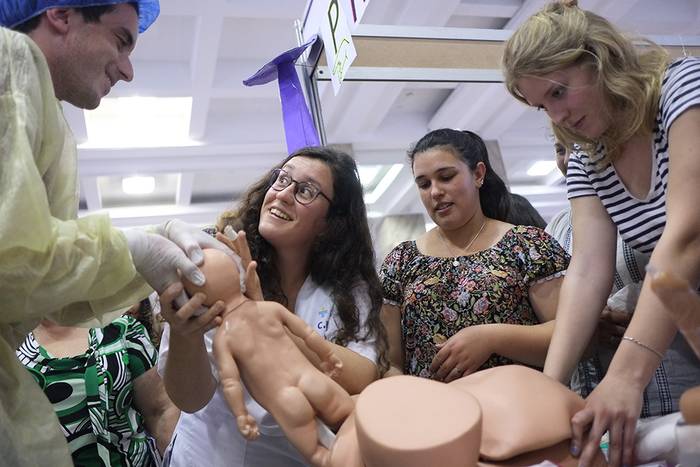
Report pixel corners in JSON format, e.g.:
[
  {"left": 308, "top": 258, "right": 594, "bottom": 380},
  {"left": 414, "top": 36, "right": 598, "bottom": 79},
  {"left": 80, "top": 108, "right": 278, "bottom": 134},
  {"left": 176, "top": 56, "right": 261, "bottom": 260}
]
[
  {"left": 318, "top": 0, "right": 357, "bottom": 95},
  {"left": 345, "top": 0, "right": 370, "bottom": 27},
  {"left": 303, "top": 0, "right": 372, "bottom": 37}
]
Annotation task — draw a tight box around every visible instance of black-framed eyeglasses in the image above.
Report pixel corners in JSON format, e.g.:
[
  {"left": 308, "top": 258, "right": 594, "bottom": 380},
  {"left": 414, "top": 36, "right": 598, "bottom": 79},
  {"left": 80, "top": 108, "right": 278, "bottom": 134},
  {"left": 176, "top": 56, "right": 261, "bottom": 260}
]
[{"left": 267, "top": 168, "right": 332, "bottom": 205}]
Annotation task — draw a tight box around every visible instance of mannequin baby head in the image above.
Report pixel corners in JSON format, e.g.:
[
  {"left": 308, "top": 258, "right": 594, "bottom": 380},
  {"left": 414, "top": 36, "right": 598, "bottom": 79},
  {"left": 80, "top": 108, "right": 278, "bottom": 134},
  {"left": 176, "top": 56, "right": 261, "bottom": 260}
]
[{"left": 182, "top": 248, "right": 246, "bottom": 306}]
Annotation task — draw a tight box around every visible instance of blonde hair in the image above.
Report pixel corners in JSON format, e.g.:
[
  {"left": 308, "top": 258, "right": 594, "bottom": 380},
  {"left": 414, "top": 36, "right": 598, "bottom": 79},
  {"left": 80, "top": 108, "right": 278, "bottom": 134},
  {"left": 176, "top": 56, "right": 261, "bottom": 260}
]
[{"left": 502, "top": 0, "right": 669, "bottom": 164}]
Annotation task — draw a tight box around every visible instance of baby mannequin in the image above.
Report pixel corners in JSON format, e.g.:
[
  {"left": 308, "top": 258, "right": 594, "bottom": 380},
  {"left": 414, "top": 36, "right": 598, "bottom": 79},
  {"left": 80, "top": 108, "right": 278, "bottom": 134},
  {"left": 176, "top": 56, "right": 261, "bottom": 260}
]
[
  {"left": 183, "top": 248, "right": 354, "bottom": 467},
  {"left": 327, "top": 366, "right": 606, "bottom": 467},
  {"left": 354, "top": 376, "right": 482, "bottom": 467}
]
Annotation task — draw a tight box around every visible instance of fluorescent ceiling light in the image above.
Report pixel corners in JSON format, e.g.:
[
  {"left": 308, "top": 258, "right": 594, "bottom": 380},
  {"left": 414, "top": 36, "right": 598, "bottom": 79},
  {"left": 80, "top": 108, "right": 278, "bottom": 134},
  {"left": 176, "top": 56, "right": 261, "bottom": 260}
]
[
  {"left": 526, "top": 160, "right": 558, "bottom": 177},
  {"left": 81, "top": 97, "right": 199, "bottom": 149},
  {"left": 358, "top": 165, "right": 382, "bottom": 189},
  {"left": 122, "top": 176, "right": 155, "bottom": 195},
  {"left": 364, "top": 164, "right": 404, "bottom": 205}
]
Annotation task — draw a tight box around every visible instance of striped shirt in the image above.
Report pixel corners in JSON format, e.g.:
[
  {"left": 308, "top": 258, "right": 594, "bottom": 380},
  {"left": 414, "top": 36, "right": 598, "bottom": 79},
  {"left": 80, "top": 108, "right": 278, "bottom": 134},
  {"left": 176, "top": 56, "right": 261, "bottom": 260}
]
[{"left": 567, "top": 56, "right": 700, "bottom": 254}]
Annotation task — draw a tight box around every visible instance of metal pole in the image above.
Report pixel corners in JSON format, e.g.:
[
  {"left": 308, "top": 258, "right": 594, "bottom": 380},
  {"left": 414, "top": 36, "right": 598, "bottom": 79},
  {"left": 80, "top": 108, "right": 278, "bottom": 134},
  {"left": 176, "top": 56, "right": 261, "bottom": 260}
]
[{"left": 294, "top": 19, "right": 327, "bottom": 145}]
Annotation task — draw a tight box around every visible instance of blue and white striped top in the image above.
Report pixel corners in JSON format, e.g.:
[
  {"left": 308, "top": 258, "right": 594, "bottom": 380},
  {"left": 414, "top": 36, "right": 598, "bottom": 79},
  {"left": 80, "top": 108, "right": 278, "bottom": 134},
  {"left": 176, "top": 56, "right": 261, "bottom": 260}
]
[{"left": 567, "top": 56, "right": 700, "bottom": 254}]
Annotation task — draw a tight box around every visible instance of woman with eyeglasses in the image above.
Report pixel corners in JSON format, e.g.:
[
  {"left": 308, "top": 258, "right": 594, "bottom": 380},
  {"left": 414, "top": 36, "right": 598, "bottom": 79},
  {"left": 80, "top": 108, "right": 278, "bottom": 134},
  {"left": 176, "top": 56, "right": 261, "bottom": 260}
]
[{"left": 157, "top": 146, "right": 388, "bottom": 467}]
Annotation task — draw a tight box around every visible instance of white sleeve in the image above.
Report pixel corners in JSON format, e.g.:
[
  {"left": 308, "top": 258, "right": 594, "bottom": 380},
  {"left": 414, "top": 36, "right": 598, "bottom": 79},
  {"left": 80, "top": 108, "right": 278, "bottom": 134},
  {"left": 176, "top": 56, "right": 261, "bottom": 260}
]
[{"left": 156, "top": 324, "right": 170, "bottom": 377}]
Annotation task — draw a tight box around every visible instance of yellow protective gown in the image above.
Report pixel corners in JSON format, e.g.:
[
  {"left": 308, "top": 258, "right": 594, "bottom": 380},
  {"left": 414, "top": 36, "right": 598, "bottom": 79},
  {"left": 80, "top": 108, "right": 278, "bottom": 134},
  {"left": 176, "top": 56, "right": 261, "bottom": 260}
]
[{"left": 0, "top": 27, "right": 151, "bottom": 465}]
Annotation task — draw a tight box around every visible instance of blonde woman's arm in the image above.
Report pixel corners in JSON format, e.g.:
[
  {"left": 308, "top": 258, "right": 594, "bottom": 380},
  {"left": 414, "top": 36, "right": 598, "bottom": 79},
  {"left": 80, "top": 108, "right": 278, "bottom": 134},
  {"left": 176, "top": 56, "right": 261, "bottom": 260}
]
[
  {"left": 573, "top": 106, "right": 700, "bottom": 467},
  {"left": 543, "top": 195, "right": 617, "bottom": 383}
]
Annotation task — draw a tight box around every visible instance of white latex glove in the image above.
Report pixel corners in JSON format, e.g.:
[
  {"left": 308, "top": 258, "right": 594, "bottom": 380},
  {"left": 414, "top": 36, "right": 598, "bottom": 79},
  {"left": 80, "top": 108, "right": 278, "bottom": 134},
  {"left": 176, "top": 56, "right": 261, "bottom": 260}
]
[
  {"left": 123, "top": 228, "right": 205, "bottom": 297},
  {"left": 156, "top": 219, "right": 236, "bottom": 265}
]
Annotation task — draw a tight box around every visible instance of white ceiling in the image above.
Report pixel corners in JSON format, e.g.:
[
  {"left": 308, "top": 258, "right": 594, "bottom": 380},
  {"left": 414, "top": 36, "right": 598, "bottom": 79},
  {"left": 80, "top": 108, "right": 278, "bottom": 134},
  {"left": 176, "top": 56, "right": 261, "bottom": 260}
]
[{"left": 70, "top": 0, "right": 700, "bottom": 228}]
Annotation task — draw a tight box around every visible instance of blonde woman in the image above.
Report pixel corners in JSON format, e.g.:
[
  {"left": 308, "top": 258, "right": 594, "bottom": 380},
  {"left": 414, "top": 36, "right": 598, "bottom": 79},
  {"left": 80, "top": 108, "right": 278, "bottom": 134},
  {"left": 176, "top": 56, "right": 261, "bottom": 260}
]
[{"left": 503, "top": 1, "right": 700, "bottom": 466}]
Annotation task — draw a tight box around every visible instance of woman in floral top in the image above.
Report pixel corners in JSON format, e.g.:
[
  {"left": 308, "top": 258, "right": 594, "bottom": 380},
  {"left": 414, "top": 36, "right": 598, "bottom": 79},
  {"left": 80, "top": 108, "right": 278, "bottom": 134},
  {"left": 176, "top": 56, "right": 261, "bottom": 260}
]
[{"left": 381, "top": 129, "right": 569, "bottom": 381}]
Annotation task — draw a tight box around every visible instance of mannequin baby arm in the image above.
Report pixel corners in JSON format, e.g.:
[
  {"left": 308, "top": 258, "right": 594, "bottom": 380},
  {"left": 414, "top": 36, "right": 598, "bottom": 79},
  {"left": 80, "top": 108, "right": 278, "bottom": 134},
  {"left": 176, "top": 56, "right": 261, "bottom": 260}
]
[
  {"left": 279, "top": 306, "right": 342, "bottom": 378},
  {"left": 213, "top": 326, "right": 259, "bottom": 440}
]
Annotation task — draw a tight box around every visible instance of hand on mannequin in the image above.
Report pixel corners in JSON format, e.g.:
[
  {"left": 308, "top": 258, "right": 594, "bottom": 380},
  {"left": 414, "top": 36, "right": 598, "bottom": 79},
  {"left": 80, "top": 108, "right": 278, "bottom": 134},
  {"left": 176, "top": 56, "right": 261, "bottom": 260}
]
[
  {"left": 429, "top": 325, "right": 493, "bottom": 382},
  {"left": 216, "top": 228, "right": 263, "bottom": 301},
  {"left": 570, "top": 374, "right": 643, "bottom": 467},
  {"left": 159, "top": 282, "right": 225, "bottom": 339},
  {"left": 156, "top": 219, "right": 237, "bottom": 265},
  {"left": 124, "top": 228, "right": 206, "bottom": 299}
]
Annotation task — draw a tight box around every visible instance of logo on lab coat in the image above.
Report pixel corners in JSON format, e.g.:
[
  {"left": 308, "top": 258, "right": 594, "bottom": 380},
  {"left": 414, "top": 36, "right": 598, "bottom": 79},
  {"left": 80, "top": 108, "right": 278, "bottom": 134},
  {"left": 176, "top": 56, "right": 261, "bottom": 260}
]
[{"left": 316, "top": 309, "right": 331, "bottom": 333}]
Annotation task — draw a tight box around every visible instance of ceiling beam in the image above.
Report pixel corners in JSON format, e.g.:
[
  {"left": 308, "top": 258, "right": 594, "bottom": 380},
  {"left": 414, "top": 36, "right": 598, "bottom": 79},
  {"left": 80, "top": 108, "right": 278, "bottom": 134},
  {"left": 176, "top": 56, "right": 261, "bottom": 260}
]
[
  {"left": 329, "top": 85, "right": 404, "bottom": 142},
  {"left": 189, "top": 5, "right": 224, "bottom": 139},
  {"left": 453, "top": 0, "right": 521, "bottom": 19},
  {"left": 505, "top": 0, "right": 548, "bottom": 28},
  {"left": 176, "top": 173, "right": 195, "bottom": 206},
  {"left": 80, "top": 176, "right": 102, "bottom": 211},
  {"left": 428, "top": 83, "right": 493, "bottom": 130},
  {"left": 84, "top": 202, "right": 232, "bottom": 228},
  {"left": 162, "top": 0, "right": 305, "bottom": 19},
  {"left": 77, "top": 142, "right": 287, "bottom": 176},
  {"left": 479, "top": 90, "right": 532, "bottom": 139}
]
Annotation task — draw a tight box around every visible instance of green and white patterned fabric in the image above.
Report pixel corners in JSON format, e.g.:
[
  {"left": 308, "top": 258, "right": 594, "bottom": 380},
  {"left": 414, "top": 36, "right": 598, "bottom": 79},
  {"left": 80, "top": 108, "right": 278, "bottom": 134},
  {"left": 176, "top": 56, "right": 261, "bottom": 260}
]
[{"left": 17, "top": 316, "right": 158, "bottom": 467}]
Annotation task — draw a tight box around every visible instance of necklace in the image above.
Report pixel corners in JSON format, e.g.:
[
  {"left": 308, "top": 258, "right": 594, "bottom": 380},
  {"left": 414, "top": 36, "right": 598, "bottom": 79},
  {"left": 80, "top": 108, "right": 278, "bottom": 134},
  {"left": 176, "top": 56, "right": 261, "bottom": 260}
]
[{"left": 438, "top": 220, "right": 487, "bottom": 267}]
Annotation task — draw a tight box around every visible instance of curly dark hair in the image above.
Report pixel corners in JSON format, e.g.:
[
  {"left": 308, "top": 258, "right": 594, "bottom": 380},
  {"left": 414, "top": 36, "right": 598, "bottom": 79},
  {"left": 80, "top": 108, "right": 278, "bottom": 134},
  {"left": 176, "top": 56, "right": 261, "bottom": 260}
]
[
  {"left": 218, "top": 146, "right": 389, "bottom": 375},
  {"left": 408, "top": 128, "right": 511, "bottom": 222}
]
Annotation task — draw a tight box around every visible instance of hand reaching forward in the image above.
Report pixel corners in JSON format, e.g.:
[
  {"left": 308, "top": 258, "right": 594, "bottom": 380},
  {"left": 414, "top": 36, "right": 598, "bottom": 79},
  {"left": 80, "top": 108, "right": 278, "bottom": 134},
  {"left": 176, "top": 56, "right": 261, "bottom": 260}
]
[{"left": 570, "top": 374, "right": 643, "bottom": 467}]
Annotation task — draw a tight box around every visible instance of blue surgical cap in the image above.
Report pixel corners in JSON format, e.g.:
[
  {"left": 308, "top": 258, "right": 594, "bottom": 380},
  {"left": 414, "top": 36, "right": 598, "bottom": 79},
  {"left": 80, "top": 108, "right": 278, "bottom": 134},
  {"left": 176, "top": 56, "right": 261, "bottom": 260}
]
[{"left": 0, "top": 0, "right": 160, "bottom": 33}]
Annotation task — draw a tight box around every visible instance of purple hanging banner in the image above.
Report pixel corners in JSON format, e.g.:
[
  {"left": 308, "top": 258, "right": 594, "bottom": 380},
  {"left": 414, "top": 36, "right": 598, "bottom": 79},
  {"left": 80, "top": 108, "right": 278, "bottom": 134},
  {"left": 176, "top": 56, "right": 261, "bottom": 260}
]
[{"left": 243, "top": 35, "right": 320, "bottom": 154}]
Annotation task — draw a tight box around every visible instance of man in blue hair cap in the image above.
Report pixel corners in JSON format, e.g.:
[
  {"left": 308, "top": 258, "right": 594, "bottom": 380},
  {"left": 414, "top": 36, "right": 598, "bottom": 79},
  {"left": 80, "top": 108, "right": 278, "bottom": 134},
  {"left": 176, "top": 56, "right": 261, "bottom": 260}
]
[
  {"left": 0, "top": 0, "right": 160, "bottom": 33},
  {"left": 0, "top": 2, "right": 232, "bottom": 466},
  {"left": 1, "top": 1, "right": 158, "bottom": 109}
]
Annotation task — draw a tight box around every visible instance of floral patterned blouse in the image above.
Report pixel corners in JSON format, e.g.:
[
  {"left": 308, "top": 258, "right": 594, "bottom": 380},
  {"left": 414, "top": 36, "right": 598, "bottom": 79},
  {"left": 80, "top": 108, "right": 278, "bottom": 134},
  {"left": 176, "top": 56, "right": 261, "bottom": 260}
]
[{"left": 380, "top": 225, "right": 569, "bottom": 378}]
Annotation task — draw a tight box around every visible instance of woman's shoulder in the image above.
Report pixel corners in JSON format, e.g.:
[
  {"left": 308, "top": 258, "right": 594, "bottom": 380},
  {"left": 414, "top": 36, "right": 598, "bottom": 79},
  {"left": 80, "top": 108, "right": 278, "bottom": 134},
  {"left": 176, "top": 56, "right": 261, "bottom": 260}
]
[
  {"left": 658, "top": 56, "right": 700, "bottom": 130},
  {"left": 501, "top": 224, "right": 560, "bottom": 247},
  {"left": 661, "top": 56, "right": 700, "bottom": 100},
  {"left": 664, "top": 56, "right": 700, "bottom": 80}
]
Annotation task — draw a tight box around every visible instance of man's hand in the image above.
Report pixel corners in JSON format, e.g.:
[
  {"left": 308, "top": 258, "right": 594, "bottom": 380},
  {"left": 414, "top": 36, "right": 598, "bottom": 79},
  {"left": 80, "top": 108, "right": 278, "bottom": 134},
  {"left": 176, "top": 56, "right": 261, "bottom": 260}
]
[
  {"left": 157, "top": 219, "right": 237, "bottom": 264},
  {"left": 124, "top": 228, "right": 205, "bottom": 297}
]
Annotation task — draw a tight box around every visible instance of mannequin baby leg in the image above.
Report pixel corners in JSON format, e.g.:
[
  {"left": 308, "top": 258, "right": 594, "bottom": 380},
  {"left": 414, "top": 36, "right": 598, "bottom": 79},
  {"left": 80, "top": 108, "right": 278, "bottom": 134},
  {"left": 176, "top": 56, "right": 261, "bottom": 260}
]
[
  {"left": 274, "top": 386, "right": 329, "bottom": 466},
  {"left": 300, "top": 372, "right": 354, "bottom": 430},
  {"left": 213, "top": 335, "right": 259, "bottom": 440}
]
